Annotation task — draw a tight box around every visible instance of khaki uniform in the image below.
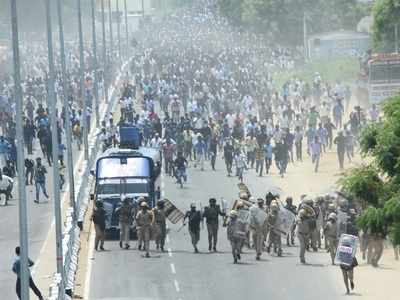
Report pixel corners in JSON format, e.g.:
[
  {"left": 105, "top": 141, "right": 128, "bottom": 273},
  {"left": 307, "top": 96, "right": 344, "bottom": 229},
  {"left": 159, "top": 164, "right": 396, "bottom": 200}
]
[
  {"left": 250, "top": 207, "right": 267, "bottom": 258},
  {"left": 153, "top": 207, "right": 167, "bottom": 250},
  {"left": 267, "top": 211, "right": 282, "bottom": 255},
  {"left": 227, "top": 217, "right": 246, "bottom": 263},
  {"left": 324, "top": 220, "right": 338, "bottom": 264},
  {"left": 136, "top": 209, "right": 154, "bottom": 254},
  {"left": 116, "top": 203, "right": 133, "bottom": 247},
  {"left": 296, "top": 217, "right": 310, "bottom": 263}
]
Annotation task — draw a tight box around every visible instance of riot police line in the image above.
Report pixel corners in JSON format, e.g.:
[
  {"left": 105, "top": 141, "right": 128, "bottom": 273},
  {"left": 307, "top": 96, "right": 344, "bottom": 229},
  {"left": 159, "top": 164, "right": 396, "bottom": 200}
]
[{"left": 90, "top": 181, "right": 361, "bottom": 294}]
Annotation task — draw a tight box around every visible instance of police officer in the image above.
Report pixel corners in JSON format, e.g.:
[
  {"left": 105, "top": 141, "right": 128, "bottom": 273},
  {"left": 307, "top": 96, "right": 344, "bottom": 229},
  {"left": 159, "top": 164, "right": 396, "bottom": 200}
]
[
  {"left": 136, "top": 201, "right": 154, "bottom": 258},
  {"left": 115, "top": 197, "right": 133, "bottom": 249},
  {"left": 296, "top": 209, "right": 310, "bottom": 264},
  {"left": 324, "top": 212, "right": 338, "bottom": 265},
  {"left": 227, "top": 210, "right": 246, "bottom": 264},
  {"left": 92, "top": 201, "right": 106, "bottom": 251},
  {"left": 339, "top": 236, "right": 358, "bottom": 294},
  {"left": 250, "top": 198, "right": 267, "bottom": 260},
  {"left": 183, "top": 203, "right": 202, "bottom": 253},
  {"left": 153, "top": 200, "right": 167, "bottom": 252},
  {"left": 203, "top": 198, "right": 225, "bottom": 252},
  {"left": 303, "top": 198, "right": 318, "bottom": 251},
  {"left": 285, "top": 197, "right": 297, "bottom": 246},
  {"left": 266, "top": 201, "right": 282, "bottom": 256},
  {"left": 324, "top": 202, "right": 337, "bottom": 249}
]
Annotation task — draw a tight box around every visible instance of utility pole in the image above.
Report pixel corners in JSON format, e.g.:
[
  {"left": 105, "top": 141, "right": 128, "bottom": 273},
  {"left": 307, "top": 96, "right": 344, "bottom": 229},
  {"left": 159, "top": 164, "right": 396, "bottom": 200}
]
[
  {"left": 44, "top": 0, "right": 65, "bottom": 298},
  {"left": 303, "top": 12, "right": 308, "bottom": 61},
  {"left": 108, "top": 0, "right": 114, "bottom": 67},
  {"left": 77, "top": 0, "right": 89, "bottom": 161},
  {"left": 116, "top": 0, "right": 122, "bottom": 64},
  {"left": 91, "top": 0, "right": 100, "bottom": 127},
  {"left": 101, "top": 0, "right": 109, "bottom": 102},
  {"left": 56, "top": 0, "right": 76, "bottom": 216},
  {"left": 395, "top": 24, "right": 399, "bottom": 54},
  {"left": 124, "top": 0, "right": 129, "bottom": 58},
  {"left": 10, "top": 0, "right": 29, "bottom": 298}
]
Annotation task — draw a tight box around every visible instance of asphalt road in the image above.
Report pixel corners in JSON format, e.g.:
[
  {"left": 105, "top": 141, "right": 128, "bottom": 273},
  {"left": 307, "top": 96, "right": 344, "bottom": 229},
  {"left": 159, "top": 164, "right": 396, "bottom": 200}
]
[
  {"left": 88, "top": 156, "right": 353, "bottom": 300},
  {"left": 0, "top": 137, "right": 81, "bottom": 300}
]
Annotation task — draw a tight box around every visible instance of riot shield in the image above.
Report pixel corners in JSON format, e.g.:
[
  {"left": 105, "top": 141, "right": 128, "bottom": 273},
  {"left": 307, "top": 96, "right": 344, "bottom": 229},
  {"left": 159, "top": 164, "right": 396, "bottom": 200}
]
[
  {"left": 276, "top": 206, "right": 296, "bottom": 236},
  {"left": 334, "top": 234, "right": 358, "bottom": 266}
]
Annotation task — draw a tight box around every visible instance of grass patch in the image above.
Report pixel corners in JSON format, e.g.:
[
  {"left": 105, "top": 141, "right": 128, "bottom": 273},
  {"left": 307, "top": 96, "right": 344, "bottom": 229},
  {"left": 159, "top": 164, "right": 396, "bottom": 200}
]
[{"left": 273, "top": 57, "right": 360, "bottom": 88}]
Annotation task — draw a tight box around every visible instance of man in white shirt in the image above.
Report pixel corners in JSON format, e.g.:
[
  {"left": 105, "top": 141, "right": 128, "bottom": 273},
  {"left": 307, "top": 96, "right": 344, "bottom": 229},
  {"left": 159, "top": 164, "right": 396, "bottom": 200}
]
[
  {"left": 0, "top": 169, "right": 13, "bottom": 205},
  {"left": 369, "top": 104, "right": 380, "bottom": 122}
]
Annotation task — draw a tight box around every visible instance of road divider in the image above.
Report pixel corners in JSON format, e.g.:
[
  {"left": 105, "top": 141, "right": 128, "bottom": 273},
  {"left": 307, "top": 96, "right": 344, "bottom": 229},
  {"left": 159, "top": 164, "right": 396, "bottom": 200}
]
[{"left": 47, "top": 57, "right": 133, "bottom": 300}]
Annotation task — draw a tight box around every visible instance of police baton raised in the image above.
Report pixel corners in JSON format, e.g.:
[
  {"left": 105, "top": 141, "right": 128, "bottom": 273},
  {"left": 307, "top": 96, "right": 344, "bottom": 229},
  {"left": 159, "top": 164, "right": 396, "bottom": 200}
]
[{"left": 177, "top": 222, "right": 186, "bottom": 232}]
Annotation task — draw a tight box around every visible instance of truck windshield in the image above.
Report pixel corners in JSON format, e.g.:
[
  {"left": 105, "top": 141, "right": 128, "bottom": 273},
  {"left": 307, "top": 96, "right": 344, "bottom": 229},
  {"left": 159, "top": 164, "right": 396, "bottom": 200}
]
[
  {"left": 97, "top": 182, "right": 149, "bottom": 194},
  {"left": 97, "top": 157, "right": 151, "bottom": 178}
]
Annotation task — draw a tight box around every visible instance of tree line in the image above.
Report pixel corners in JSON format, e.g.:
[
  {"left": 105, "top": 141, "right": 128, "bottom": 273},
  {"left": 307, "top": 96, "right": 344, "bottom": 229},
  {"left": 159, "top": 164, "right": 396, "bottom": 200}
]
[{"left": 217, "top": 0, "right": 370, "bottom": 45}]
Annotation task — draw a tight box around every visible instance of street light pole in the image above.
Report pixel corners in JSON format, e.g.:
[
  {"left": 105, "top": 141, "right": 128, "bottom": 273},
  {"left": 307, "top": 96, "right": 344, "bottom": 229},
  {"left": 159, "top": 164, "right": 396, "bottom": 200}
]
[
  {"left": 303, "top": 12, "right": 308, "bottom": 61},
  {"left": 116, "top": 0, "right": 122, "bottom": 64},
  {"left": 77, "top": 0, "right": 89, "bottom": 161},
  {"left": 56, "top": 0, "right": 76, "bottom": 215},
  {"left": 44, "top": 0, "right": 65, "bottom": 298},
  {"left": 91, "top": 0, "right": 100, "bottom": 128},
  {"left": 10, "top": 0, "right": 29, "bottom": 298},
  {"left": 124, "top": 0, "right": 129, "bottom": 58},
  {"left": 395, "top": 24, "right": 399, "bottom": 54},
  {"left": 101, "top": 0, "right": 109, "bottom": 102},
  {"left": 108, "top": 0, "right": 114, "bottom": 67}
]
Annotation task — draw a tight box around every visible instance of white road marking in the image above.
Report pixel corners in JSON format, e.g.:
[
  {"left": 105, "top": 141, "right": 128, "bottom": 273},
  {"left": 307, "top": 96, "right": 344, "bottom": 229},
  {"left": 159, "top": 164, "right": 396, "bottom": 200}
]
[
  {"left": 166, "top": 234, "right": 170, "bottom": 244},
  {"left": 170, "top": 263, "right": 176, "bottom": 274},
  {"left": 83, "top": 229, "right": 96, "bottom": 299},
  {"left": 168, "top": 248, "right": 172, "bottom": 257},
  {"left": 31, "top": 59, "right": 132, "bottom": 295},
  {"left": 161, "top": 181, "right": 165, "bottom": 189},
  {"left": 174, "top": 279, "right": 180, "bottom": 292},
  {"left": 33, "top": 146, "right": 85, "bottom": 273}
]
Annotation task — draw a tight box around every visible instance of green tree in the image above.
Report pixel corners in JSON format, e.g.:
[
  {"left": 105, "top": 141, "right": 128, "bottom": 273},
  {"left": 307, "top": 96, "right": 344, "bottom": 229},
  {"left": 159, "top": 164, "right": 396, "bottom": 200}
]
[
  {"left": 372, "top": 0, "right": 400, "bottom": 52},
  {"left": 218, "top": 0, "right": 370, "bottom": 45},
  {"left": 339, "top": 95, "right": 400, "bottom": 245}
]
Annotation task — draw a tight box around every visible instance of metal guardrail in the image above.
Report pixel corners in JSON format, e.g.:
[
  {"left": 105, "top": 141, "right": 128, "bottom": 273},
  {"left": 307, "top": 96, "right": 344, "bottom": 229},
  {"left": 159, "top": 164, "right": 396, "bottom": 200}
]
[{"left": 47, "top": 58, "right": 133, "bottom": 300}]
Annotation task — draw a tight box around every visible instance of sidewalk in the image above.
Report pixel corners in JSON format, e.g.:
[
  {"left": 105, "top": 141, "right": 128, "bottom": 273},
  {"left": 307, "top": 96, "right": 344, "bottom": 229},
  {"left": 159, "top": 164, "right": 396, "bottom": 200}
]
[{"left": 267, "top": 141, "right": 400, "bottom": 299}]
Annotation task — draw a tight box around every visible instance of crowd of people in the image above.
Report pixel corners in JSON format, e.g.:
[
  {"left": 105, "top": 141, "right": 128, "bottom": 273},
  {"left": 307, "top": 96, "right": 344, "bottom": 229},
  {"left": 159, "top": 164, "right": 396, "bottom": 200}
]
[
  {"left": 2, "top": 0, "right": 392, "bottom": 298},
  {"left": 88, "top": 0, "right": 390, "bottom": 297},
  {"left": 0, "top": 40, "right": 108, "bottom": 206}
]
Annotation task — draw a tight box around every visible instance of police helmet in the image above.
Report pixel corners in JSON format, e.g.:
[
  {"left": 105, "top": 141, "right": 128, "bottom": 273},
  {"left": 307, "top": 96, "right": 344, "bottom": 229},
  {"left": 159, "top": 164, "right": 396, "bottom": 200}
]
[
  {"left": 209, "top": 198, "right": 217, "bottom": 204},
  {"left": 328, "top": 203, "right": 336, "bottom": 211},
  {"left": 305, "top": 198, "right": 314, "bottom": 206},
  {"left": 230, "top": 210, "right": 238, "bottom": 217},
  {"left": 349, "top": 208, "right": 356, "bottom": 215},
  {"left": 140, "top": 202, "right": 148, "bottom": 208},
  {"left": 328, "top": 212, "right": 337, "bottom": 221}
]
